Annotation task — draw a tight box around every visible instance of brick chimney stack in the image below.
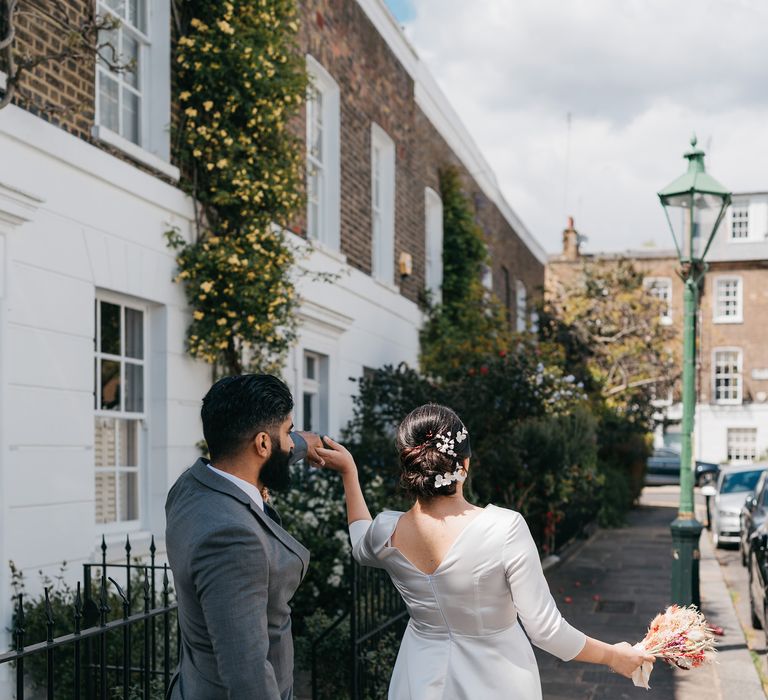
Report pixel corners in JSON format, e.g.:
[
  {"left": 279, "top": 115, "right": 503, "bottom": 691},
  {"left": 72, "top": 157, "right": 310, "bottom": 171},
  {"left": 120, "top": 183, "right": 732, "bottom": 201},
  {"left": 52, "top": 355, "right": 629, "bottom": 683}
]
[{"left": 562, "top": 216, "right": 580, "bottom": 260}]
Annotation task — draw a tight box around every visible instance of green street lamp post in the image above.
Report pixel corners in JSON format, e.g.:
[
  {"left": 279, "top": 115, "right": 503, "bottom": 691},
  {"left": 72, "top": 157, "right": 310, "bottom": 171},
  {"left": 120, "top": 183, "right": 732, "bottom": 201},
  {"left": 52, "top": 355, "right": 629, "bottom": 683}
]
[{"left": 658, "top": 135, "right": 731, "bottom": 607}]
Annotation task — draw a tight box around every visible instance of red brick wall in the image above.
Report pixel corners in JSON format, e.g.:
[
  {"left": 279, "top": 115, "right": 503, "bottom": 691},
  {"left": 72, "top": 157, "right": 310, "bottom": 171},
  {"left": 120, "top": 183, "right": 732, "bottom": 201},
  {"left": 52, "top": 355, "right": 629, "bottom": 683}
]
[{"left": 297, "top": 0, "right": 545, "bottom": 308}]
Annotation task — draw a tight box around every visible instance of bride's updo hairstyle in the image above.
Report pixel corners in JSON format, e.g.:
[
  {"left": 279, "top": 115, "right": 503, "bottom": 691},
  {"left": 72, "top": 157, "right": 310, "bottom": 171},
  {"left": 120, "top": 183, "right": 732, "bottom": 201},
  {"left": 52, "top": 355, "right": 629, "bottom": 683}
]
[{"left": 397, "top": 403, "right": 471, "bottom": 499}]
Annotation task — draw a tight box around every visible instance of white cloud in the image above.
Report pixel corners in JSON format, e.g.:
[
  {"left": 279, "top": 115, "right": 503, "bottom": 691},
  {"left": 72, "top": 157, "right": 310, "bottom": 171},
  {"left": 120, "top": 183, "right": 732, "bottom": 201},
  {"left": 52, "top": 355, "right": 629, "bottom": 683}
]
[{"left": 402, "top": 0, "right": 768, "bottom": 253}]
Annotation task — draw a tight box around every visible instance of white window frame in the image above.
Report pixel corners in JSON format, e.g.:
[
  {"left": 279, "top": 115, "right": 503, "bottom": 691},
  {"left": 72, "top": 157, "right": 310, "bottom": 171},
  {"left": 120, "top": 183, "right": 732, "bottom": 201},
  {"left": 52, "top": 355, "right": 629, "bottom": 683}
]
[
  {"left": 371, "top": 123, "right": 395, "bottom": 284},
  {"left": 516, "top": 280, "right": 527, "bottom": 333},
  {"left": 713, "top": 276, "right": 743, "bottom": 324},
  {"left": 729, "top": 201, "right": 750, "bottom": 241},
  {"left": 644, "top": 276, "right": 673, "bottom": 326},
  {"left": 94, "top": 292, "right": 148, "bottom": 532},
  {"left": 301, "top": 350, "right": 329, "bottom": 435},
  {"left": 306, "top": 55, "right": 340, "bottom": 252},
  {"left": 712, "top": 347, "right": 743, "bottom": 405},
  {"left": 424, "top": 188, "right": 444, "bottom": 304},
  {"left": 727, "top": 427, "right": 757, "bottom": 465},
  {"left": 93, "top": 0, "right": 176, "bottom": 177}
]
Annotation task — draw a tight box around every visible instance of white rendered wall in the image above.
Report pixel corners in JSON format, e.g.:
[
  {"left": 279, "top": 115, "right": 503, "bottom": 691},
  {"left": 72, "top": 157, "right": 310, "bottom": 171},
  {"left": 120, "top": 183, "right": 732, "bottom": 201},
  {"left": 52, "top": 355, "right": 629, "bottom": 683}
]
[
  {"left": 0, "top": 105, "right": 206, "bottom": 597},
  {"left": 0, "top": 106, "right": 423, "bottom": 661},
  {"left": 695, "top": 403, "right": 768, "bottom": 464}
]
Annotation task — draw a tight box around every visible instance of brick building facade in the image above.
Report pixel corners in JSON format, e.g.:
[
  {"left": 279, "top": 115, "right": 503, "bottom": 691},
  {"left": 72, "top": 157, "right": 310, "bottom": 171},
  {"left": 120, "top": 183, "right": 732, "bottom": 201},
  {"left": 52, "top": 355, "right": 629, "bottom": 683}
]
[
  {"left": 0, "top": 0, "right": 547, "bottom": 667},
  {"left": 547, "top": 205, "right": 768, "bottom": 465}
]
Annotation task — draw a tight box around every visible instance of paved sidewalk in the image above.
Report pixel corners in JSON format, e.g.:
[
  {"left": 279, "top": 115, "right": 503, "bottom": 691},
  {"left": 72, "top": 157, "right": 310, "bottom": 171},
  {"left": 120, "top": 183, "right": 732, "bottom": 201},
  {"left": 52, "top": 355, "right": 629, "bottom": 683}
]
[{"left": 535, "top": 502, "right": 766, "bottom": 700}]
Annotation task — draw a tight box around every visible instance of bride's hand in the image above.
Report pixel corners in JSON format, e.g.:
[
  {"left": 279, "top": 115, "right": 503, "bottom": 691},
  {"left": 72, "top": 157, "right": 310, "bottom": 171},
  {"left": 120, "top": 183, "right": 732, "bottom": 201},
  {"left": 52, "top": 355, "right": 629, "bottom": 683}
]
[
  {"left": 315, "top": 436, "right": 357, "bottom": 476},
  {"left": 609, "top": 642, "right": 654, "bottom": 679}
]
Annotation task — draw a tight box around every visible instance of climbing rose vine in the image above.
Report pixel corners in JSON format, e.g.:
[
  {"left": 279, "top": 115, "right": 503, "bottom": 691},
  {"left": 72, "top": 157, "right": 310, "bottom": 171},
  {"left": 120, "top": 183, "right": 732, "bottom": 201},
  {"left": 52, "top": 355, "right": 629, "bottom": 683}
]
[{"left": 168, "top": 0, "right": 308, "bottom": 374}]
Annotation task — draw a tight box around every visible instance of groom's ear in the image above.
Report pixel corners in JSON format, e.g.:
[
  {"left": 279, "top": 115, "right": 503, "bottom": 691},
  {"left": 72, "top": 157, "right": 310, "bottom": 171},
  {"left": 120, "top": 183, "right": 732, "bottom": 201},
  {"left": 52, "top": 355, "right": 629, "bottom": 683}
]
[{"left": 253, "top": 431, "right": 271, "bottom": 458}]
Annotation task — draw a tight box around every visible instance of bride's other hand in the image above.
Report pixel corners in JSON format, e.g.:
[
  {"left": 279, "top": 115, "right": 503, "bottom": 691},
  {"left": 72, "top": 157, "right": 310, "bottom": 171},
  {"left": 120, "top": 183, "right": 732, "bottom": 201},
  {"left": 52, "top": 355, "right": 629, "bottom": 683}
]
[
  {"left": 316, "top": 436, "right": 357, "bottom": 476},
  {"left": 609, "top": 642, "right": 654, "bottom": 678},
  {"left": 297, "top": 431, "right": 325, "bottom": 467}
]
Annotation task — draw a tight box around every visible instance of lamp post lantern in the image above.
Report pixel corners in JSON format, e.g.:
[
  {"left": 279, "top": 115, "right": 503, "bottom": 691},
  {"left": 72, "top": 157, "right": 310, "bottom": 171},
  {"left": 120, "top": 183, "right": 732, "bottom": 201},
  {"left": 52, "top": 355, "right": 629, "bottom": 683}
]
[{"left": 658, "top": 135, "right": 731, "bottom": 607}]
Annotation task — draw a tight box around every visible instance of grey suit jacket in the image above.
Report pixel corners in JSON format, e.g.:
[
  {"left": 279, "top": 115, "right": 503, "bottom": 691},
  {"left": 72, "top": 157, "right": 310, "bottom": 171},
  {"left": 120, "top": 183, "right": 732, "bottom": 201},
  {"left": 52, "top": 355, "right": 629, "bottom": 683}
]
[{"left": 166, "top": 438, "right": 310, "bottom": 700}]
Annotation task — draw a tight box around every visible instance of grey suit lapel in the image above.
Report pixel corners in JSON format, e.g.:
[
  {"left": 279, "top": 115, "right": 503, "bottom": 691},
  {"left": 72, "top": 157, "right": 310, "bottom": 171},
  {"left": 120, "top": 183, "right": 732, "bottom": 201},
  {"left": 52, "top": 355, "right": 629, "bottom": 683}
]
[{"left": 190, "top": 459, "right": 310, "bottom": 576}]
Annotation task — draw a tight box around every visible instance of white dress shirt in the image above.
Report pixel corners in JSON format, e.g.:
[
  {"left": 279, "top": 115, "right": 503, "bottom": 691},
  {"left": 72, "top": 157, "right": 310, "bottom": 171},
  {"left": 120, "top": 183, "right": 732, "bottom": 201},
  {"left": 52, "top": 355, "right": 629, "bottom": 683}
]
[{"left": 207, "top": 463, "right": 264, "bottom": 511}]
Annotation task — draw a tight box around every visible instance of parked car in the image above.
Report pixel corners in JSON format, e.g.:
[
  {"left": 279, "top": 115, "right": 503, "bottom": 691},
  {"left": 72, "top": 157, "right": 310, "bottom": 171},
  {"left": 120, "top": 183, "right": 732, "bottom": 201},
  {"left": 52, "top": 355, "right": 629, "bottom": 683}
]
[
  {"left": 748, "top": 520, "right": 768, "bottom": 641},
  {"left": 711, "top": 465, "right": 768, "bottom": 548},
  {"left": 740, "top": 466, "right": 768, "bottom": 566},
  {"left": 644, "top": 448, "right": 720, "bottom": 487}
]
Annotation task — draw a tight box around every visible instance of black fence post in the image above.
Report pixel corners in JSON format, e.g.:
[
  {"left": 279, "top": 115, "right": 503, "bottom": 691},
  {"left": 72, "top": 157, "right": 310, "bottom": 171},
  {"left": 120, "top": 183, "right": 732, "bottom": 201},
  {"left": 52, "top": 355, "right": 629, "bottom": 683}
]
[
  {"left": 74, "top": 581, "right": 83, "bottom": 699},
  {"left": 350, "top": 560, "right": 358, "bottom": 700},
  {"left": 44, "top": 587, "right": 55, "bottom": 700},
  {"left": 163, "top": 564, "right": 171, "bottom": 691},
  {"left": 99, "top": 572, "right": 109, "bottom": 700},
  {"left": 15, "top": 593, "right": 25, "bottom": 700},
  {"left": 143, "top": 568, "right": 151, "bottom": 700}
]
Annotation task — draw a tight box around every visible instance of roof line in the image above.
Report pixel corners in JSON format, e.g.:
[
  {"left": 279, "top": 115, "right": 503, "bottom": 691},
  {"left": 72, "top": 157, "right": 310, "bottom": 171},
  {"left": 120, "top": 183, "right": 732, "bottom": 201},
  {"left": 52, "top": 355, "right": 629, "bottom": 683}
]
[{"left": 355, "top": 0, "right": 547, "bottom": 265}]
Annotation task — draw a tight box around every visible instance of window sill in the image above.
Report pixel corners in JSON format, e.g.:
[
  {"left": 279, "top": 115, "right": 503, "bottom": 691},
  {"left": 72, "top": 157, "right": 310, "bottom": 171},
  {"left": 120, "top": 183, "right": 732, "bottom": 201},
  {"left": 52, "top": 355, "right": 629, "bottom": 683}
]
[
  {"left": 713, "top": 400, "right": 743, "bottom": 407},
  {"left": 307, "top": 238, "right": 348, "bottom": 265},
  {"left": 373, "top": 276, "right": 400, "bottom": 295},
  {"left": 713, "top": 317, "right": 743, "bottom": 325},
  {"left": 92, "top": 125, "right": 180, "bottom": 182}
]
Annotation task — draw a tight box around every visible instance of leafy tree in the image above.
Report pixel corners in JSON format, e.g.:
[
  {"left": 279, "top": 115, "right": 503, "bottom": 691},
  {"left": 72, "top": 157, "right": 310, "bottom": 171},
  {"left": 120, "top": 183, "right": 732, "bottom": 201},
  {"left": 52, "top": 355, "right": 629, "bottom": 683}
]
[{"left": 541, "top": 258, "right": 678, "bottom": 427}]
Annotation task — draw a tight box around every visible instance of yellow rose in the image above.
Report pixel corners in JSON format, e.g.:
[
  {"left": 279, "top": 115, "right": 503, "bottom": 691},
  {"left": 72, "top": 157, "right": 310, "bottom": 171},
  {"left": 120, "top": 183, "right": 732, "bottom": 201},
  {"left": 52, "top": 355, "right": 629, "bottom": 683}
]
[
  {"left": 217, "top": 19, "right": 235, "bottom": 35},
  {"left": 216, "top": 317, "right": 228, "bottom": 326},
  {"left": 203, "top": 100, "right": 214, "bottom": 111},
  {"left": 180, "top": 91, "right": 191, "bottom": 101},
  {"left": 200, "top": 281, "right": 214, "bottom": 293},
  {"left": 193, "top": 310, "right": 205, "bottom": 320},
  {"left": 185, "top": 107, "right": 198, "bottom": 118}
]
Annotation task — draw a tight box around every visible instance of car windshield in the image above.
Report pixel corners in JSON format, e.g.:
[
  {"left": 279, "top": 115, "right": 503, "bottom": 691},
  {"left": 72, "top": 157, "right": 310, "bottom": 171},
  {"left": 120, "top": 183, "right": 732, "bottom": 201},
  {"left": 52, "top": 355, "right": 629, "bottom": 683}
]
[{"left": 721, "top": 470, "right": 764, "bottom": 494}]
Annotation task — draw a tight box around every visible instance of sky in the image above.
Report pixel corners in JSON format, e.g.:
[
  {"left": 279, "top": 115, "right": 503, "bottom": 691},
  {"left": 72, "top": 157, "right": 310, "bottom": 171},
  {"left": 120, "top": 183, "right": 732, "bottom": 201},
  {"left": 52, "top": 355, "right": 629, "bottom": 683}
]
[{"left": 384, "top": 0, "right": 768, "bottom": 255}]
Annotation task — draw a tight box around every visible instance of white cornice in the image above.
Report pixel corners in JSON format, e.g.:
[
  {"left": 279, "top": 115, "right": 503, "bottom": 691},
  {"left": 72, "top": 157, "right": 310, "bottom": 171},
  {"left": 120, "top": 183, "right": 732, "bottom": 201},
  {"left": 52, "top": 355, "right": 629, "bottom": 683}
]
[
  {"left": 0, "top": 180, "right": 45, "bottom": 233},
  {"left": 354, "top": 0, "right": 547, "bottom": 266}
]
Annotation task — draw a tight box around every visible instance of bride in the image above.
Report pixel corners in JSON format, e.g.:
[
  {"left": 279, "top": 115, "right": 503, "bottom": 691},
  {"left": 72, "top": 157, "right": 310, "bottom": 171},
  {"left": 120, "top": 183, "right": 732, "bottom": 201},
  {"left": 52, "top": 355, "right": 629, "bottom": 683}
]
[{"left": 317, "top": 403, "right": 653, "bottom": 699}]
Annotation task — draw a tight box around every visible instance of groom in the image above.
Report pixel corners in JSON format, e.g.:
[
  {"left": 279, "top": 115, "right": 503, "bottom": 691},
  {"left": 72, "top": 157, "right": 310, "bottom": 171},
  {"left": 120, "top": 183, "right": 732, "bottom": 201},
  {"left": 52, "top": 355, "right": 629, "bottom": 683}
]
[{"left": 165, "top": 374, "right": 325, "bottom": 699}]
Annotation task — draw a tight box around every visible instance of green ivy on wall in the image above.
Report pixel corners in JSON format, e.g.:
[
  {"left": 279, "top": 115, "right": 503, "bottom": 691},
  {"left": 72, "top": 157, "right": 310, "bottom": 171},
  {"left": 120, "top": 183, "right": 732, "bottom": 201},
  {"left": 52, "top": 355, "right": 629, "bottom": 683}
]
[
  {"left": 420, "top": 166, "right": 511, "bottom": 379},
  {"left": 167, "top": 0, "right": 308, "bottom": 375}
]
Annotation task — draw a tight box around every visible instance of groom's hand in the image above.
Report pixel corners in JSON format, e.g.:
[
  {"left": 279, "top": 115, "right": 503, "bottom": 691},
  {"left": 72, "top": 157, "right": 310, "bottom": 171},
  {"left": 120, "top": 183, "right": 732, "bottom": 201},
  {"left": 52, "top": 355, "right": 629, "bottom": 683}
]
[{"left": 297, "top": 431, "right": 325, "bottom": 467}]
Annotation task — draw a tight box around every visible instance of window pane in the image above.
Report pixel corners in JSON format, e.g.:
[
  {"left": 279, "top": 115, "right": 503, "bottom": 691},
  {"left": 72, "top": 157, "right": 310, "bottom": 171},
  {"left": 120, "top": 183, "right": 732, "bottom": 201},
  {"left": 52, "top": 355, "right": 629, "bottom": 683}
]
[
  {"left": 122, "top": 88, "right": 140, "bottom": 145},
  {"left": 97, "top": 28, "right": 120, "bottom": 70},
  {"left": 95, "top": 471, "right": 117, "bottom": 524},
  {"left": 101, "top": 359, "right": 121, "bottom": 410},
  {"left": 305, "top": 354, "right": 316, "bottom": 380},
  {"left": 125, "top": 363, "right": 144, "bottom": 412},
  {"left": 94, "top": 417, "right": 117, "bottom": 467},
  {"left": 125, "top": 307, "right": 144, "bottom": 359},
  {"left": 100, "top": 301, "right": 121, "bottom": 355},
  {"left": 123, "top": 34, "right": 140, "bottom": 88},
  {"left": 128, "top": 0, "right": 146, "bottom": 33},
  {"left": 119, "top": 419, "right": 139, "bottom": 466},
  {"left": 303, "top": 392, "right": 313, "bottom": 432},
  {"left": 103, "top": 0, "right": 126, "bottom": 17},
  {"left": 119, "top": 471, "right": 139, "bottom": 521},
  {"left": 98, "top": 72, "right": 120, "bottom": 133}
]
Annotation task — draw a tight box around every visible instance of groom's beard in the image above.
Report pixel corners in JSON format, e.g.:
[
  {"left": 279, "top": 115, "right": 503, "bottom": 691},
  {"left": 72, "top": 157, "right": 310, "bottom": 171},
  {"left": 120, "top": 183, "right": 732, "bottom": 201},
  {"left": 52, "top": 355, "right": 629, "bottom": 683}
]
[{"left": 260, "top": 441, "right": 293, "bottom": 492}]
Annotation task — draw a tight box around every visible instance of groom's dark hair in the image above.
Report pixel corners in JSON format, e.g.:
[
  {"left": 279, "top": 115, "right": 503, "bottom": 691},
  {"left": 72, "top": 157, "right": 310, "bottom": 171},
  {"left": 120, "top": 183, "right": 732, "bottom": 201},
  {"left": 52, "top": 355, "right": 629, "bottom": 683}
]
[{"left": 201, "top": 374, "right": 294, "bottom": 461}]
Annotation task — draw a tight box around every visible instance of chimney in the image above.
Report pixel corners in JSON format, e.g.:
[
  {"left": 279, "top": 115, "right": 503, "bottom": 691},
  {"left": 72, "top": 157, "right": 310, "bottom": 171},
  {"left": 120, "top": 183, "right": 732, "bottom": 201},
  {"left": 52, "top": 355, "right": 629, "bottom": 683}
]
[{"left": 562, "top": 216, "right": 580, "bottom": 260}]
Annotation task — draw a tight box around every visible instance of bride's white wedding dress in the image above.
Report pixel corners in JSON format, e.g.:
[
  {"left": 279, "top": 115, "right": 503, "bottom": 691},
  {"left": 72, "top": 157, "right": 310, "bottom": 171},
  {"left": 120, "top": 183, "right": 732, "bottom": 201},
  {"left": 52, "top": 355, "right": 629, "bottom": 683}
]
[{"left": 349, "top": 504, "right": 586, "bottom": 699}]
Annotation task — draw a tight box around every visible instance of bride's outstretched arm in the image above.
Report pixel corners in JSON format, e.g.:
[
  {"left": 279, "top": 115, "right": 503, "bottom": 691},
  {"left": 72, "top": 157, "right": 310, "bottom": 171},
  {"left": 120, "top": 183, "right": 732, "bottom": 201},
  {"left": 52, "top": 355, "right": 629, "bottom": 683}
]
[
  {"left": 573, "top": 638, "right": 654, "bottom": 679},
  {"left": 316, "top": 437, "right": 372, "bottom": 525}
]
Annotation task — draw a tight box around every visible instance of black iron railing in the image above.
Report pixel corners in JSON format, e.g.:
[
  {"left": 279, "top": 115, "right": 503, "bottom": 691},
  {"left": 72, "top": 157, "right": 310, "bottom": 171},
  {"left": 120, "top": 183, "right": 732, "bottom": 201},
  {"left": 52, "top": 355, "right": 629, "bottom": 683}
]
[{"left": 1, "top": 535, "right": 179, "bottom": 700}]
